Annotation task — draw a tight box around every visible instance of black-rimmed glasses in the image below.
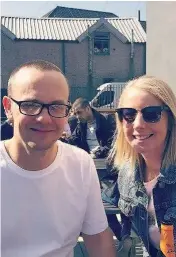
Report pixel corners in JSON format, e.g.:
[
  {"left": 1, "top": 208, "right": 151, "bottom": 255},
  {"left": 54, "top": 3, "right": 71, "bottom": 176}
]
[
  {"left": 116, "top": 106, "right": 169, "bottom": 124},
  {"left": 10, "top": 97, "right": 71, "bottom": 118}
]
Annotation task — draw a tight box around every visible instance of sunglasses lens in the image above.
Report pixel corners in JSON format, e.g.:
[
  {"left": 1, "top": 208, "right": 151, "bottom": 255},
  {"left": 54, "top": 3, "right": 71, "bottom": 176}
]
[
  {"left": 143, "top": 107, "right": 161, "bottom": 123},
  {"left": 121, "top": 108, "right": 137, "bottom": 123},
  {"left": 117, "top": 106, "right": 164, "bottom": 123}
]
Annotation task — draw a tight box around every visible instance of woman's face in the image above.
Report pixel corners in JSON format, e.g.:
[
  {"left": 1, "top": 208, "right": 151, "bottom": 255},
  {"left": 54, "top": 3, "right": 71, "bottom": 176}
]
[{"left": 121, "top": 88, "right": 168, "bottom": 156}]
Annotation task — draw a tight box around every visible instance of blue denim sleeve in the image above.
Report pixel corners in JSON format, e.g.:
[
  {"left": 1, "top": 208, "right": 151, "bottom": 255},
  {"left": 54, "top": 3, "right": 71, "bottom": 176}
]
[{"left": 121, "top": 212, "right": 132, "bottom": 239}]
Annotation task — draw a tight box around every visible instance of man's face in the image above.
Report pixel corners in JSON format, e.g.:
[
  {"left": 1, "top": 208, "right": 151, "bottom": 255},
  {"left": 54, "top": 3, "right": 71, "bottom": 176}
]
[
  {"left": 74, "top": 106, "right": 90, "bottom": 123},
  {"left": 3, "top": 67, "right": 69, "bottom": 151}
]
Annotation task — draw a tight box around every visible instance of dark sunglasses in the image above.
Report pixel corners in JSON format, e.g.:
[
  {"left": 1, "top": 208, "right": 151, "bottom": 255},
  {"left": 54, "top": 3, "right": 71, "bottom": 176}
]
[{"left": 116, "top": 105, "right": 169, "bottom": 123}]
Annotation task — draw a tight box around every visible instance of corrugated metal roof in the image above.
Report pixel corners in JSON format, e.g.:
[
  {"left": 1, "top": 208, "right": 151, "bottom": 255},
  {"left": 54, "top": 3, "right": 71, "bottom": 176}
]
[{"left": 1, "top": 16, "right": 146, "bottom": 43}]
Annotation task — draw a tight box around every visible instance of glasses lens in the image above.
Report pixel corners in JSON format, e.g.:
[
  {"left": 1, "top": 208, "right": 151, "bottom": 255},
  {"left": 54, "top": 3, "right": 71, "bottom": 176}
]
[
  {"left": 49, "top": 104, "right": 69, "bottom": 118},
  {"left": 143, "top": 107, "right": 162, "bottom": 123},
  {"left": 120, "top": 108, "right": 137, "bottom": 123},
  {"left": 20, "top": 102, "right": 42, "bottom": 115}
]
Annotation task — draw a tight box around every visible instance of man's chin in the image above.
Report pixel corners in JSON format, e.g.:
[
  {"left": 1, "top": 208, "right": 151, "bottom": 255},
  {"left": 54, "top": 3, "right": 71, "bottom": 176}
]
[{"left": 27, "top": 141, "right": 56, "bottom": 152}]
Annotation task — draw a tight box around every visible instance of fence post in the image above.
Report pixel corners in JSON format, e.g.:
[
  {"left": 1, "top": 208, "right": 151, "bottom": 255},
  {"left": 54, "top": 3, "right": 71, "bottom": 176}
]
[{"left": 87, "top": 25, "right": 94, "bottom": 99}]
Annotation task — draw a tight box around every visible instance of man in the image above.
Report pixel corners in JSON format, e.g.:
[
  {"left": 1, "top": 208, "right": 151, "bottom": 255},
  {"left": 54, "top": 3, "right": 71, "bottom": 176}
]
[
  {"left": 68, "top": 98, "right": 115, "bottom": 158},
  {"left": 1, "top": 60, "right": 116, "bottom": 257}
]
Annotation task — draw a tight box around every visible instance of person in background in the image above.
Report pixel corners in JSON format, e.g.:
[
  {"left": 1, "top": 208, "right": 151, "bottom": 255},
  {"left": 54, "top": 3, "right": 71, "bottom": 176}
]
[
  {"left": 68, "top": 114, "right": 78, "bottom": 134},
  {"left": 68, "top": 98, "right": 115, "bottom": 158},
  {"left": 1, "top": 118, "right": 13, "bottom": 140},
  {"left": 111, "top": 75, "right": 176, "bottom": 256},
  {"left": 1, "top": 60, "right": 116, "bottom": 257},
  {"left": 68, "top": 98, "right": 123, "bottom": 244},
  {"left": 60, "top": 104, "right": 78, "bottom": 140}
]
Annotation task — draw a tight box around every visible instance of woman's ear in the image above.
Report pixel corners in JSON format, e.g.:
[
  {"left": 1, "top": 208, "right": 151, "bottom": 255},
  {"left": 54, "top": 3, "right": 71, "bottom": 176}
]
[{"left": 2, "top": 96, "right": 13, "bottom": 122}]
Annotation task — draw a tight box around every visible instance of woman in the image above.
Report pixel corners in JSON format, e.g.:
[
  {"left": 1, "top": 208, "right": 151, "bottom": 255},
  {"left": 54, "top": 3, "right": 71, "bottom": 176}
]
[{"left": 112, "top": 76, "right": 176, "bottom": 256}]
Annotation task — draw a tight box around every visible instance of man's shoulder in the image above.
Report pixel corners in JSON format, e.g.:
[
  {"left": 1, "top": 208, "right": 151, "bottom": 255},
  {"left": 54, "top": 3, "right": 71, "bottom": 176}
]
[
  {"left": 68, "top": 115, "right": 78, "bottom": 124},
  {"left": 92, "top": 109, "right": 107, "bottom": 122},
  {"left": 0, "top": 140, "right": 5, "bottom": 151},
  {"left": 58, "top": 141, "right": 95, "bottom": 174},
  {"left": 59, "top": 140, "right": 91, "bottom": 160},
  {"left": 0, "top": 141, "right": 8, "bottom": 168}
]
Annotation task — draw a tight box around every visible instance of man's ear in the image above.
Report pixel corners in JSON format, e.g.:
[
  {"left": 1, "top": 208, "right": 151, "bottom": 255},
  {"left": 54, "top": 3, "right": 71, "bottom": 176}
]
[
  {"left": 87, "top": 106, "right": 91, "bottom": 112},
  {"left": 2, "top": 96, "right": 13, "bottom": 122}
]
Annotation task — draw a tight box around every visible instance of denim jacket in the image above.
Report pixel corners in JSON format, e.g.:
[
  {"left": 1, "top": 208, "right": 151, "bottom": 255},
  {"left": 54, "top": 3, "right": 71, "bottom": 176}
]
[{"left": 118, "top": 162, "right": 176, "bottom": 256}]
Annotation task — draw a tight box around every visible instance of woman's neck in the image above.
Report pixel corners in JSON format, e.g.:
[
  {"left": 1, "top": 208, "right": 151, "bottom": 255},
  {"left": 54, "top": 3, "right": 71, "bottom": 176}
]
[{"left": 141, "top": 154, "right": 162, "bottom": 182}]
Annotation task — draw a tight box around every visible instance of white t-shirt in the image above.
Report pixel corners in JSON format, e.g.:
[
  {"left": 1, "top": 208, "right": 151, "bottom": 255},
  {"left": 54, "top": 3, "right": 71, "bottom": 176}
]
[
  {"left": 143, "top": 176, "right": 160, "bottom": 250},
  {"left": 86, "top": 121, "right": 100, "bottom": 155},
  {"left": 1, "top": 141, "right": 108, "bottom": 257}
]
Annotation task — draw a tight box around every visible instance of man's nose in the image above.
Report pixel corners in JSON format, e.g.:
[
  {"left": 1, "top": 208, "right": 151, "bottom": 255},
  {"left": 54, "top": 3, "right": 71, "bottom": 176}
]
[{"left": 35, "top": 107, "right": 52, "bottom": 122}]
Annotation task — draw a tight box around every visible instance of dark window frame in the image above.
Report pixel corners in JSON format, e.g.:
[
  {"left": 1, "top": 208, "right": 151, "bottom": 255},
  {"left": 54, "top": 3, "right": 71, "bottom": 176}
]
[
  {"left": 96, "top": 90, "right": 115, "bottom": 106},
  {"left": 93, "top": 32, "right": 110, "bottom": 55}
]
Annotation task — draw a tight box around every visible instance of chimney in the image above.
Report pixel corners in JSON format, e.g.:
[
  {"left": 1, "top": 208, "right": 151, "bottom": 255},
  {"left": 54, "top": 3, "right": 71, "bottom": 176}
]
[{"left": 138, "top": 10, "right": 141, "bottom": 21}]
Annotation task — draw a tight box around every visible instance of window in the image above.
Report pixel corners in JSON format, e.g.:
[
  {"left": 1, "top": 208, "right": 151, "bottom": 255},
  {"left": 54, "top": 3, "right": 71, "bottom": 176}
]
[
  {"left": 103, "top": 78, "right": 114, "bottom": 83},
  {"left": 94, "top": 32, "right": 110, "bottom": 55},
  {"left": 96, "top": 91, "right": 115, "bottom": 107}
]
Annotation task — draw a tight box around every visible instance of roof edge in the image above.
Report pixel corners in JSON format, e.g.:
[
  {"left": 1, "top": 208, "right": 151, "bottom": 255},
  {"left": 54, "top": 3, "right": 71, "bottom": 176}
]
[
  {"left": 77, "top": 17, "right": 128, "bottom": 43},
  {"left": 1, "top": 24, "right": 16, "bottom": 40},
  {"left": 42, "top": 7, "right": 56, "bottom": 18},
  {"left": 42, "top": 5, "right": 118, "bottom": 18},
  {"left": 1, "top": 16, "right": 138, "bottom": 21}
]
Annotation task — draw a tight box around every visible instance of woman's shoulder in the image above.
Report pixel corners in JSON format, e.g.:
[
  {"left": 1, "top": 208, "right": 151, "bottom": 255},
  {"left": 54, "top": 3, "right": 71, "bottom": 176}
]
[
  {"left": 118, "top": 162, "right": 137, "bottom": 191},
  {"left": 160, "top": 164, "right": 176, "bottom": 184}
]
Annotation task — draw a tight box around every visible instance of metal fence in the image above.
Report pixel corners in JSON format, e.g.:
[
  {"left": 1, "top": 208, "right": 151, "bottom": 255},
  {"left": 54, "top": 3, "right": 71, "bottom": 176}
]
[{"left": 90, "top": 83, "right": 126, "bottom": 109}]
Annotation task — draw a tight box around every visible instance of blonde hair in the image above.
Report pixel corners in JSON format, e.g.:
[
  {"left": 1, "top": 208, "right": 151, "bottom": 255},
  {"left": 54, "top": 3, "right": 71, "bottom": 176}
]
[{"left": 112, "top": 75, "right": 176, "bottom": 171}]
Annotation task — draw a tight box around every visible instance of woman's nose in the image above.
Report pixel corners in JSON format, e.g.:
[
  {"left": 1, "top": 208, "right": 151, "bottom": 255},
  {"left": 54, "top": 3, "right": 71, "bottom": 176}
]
[{"left": 133, "top": 112, "right": 146, "bottom": 128}]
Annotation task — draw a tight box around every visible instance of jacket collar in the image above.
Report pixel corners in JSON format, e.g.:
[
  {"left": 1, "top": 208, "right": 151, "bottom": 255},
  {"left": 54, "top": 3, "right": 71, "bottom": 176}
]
[
  {"left": 78, "top": 108, "right": 102, "bottom": 130},
  {"left": 134, "top": 162, "right": 176, "bottom": 184},
  {"left": 91, "top": 108, "right": 102, "bottom": 130},
  {"left": 158, "top": 165, "right": 176, "bottom": 184}
]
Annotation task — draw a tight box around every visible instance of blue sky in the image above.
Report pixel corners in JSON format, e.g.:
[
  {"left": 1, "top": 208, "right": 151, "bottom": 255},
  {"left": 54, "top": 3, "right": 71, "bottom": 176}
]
[{"left": 1, "top": 1, "right": 146, "bottom": 20}]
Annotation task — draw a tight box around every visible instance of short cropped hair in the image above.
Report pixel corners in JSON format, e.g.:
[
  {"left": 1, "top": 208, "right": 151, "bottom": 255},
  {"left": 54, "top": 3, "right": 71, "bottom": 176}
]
[
  {"left": 111, "top": 75, "right": 176, "bottom": 171},
  {"left": 8, "top": 60, "right": 64, "bottom": 96},
  {"left": 72, "top": 98, "right": 90, "bottom": 110}
]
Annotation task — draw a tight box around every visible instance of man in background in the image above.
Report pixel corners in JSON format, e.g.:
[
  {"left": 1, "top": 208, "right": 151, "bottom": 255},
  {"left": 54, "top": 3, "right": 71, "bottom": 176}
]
[{"left": 68, "top": 98, "right": 115, "bottom": 158}]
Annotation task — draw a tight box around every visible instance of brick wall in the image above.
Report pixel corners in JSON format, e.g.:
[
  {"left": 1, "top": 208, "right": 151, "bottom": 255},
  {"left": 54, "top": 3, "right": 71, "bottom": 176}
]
[
  {"left": 1, "top": 32, "right": 63, "bottom": 88},
  {"left": 1, "top": 31, "right": 146, "bottom": 90}
]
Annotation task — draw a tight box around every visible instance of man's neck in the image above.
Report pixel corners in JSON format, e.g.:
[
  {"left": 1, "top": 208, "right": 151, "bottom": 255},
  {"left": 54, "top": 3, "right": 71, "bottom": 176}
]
[
  {"left": 4, "top": 139, "right": 58, "bottom": 171},
  {"left": 87, "top": 114, "right": 95, "bottom": 124}
]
